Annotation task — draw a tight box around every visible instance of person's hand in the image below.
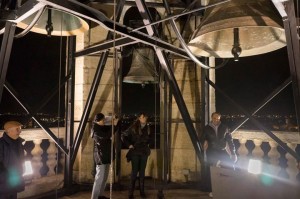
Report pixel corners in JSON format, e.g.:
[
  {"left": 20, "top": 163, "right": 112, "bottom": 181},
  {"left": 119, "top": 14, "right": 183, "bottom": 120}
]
[
  {"left": 203, "top": 140, "right": 208, "bottom": 151},
  {"left": 129, "top": 145, "right": 134, "bottom": 149}
]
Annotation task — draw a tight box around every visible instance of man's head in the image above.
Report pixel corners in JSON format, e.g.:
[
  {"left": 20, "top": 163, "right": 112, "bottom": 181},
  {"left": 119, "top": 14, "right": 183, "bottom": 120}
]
[
  {"left": 94, "top": 113, "right": 105, "bottom": 126},
  {"left": 4, "top": 121, "right": 23, "bottom": 140},
  {"left": 211, "top": 112, "right": 221, "bottom": 126}
]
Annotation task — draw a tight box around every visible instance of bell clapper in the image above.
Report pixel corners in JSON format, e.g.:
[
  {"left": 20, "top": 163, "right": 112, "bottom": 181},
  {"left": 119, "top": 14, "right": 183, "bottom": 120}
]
[{"left": 231, "top": 28, "right": 242, "bottom": 61}]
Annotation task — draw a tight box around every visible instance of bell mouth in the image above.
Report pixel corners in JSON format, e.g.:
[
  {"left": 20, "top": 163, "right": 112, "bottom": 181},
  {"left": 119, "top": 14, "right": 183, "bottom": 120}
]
[
  {"left": 188, "top": 25, "right": 286, "bottom": 58},
  {"left": 188, "top": 0, "right": 286, "bottom": 58},
  {"left": 17, "top": 7, "right": 89, "bottom": 36}
]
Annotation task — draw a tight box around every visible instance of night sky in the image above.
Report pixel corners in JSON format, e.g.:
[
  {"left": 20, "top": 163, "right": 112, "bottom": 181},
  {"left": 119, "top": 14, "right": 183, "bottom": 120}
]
[
  {"left": 0, "top": 30, "right": 66, "bottom": 115},
  {"left": 215, "top": 47, "right": 294, "bottom": 115}
]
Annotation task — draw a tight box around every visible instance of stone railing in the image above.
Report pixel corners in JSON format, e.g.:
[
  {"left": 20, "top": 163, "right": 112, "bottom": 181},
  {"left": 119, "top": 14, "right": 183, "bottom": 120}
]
[
  {"left": 232, "top": 129, "right": 300, "bottom": 182},
  {"left": 0, "top": 128, "right": 66, "bottom": 198},
  {"left": 1, "top": 128, "right": 300, "bottom": 197}
]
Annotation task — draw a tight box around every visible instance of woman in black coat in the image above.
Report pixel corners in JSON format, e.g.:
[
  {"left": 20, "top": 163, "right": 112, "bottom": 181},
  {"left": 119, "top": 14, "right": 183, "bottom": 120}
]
[
  {"left": 91, "top": 113, "right": 118, "bottom": 199},
  {"left": 123, "top": 113, "right": 152, "bottom": 199}
]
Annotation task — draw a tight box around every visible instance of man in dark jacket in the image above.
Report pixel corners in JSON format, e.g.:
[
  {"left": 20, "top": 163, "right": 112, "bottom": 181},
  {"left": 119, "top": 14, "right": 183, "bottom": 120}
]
[
  {"left": 201, "top": 112, "right": 237, "bottom": 198},
  {"left": 0, "top": 121, "right": 25, "bottom": 199},
  {"left": 91, "top": 113, "right": 119, "bottom": 199}
]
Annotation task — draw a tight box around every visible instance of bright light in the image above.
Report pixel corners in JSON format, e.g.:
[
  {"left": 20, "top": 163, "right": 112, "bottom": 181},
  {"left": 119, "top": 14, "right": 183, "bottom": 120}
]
[
  {"left": 248, "top": 159, "right": 262, "bottom": 175},
  {"left": 23, "top": 161, "right": 33, "bottom": 176}
]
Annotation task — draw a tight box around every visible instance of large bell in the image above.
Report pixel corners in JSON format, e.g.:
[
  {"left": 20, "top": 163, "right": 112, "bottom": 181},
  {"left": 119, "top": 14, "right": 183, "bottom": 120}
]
[
  {"left": 17, "top": 7, "right": 89, "bottom": 36},
  {"left": 188, "top": 0, "right": 286, "bottom": 59},
  {"left": 123, "top": 47, "right": 158, "bottom": 85}
]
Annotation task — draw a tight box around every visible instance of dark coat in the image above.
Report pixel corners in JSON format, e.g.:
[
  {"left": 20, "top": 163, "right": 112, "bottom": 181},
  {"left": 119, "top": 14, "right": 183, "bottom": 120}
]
[
  {"left": 123, "top": 122, "right": 151, "bottom": 157},
  {"left": 0, "top": 133, "right": 25, "bottom": 194},
  {"left": 202, "top": 123, "right": 235, "bottom": 153},
  {"left": 92, "top": 123, "right": 118, "bottom": 165}
]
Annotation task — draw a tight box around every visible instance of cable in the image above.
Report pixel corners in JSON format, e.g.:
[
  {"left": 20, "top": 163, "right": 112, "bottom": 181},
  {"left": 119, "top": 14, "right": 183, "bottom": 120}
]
[
  {"left": 54, "top": 11, "right": 64, "bottom": 199},
  {"left": 109, "top": 1, "right": 117, "bottom": 198}
]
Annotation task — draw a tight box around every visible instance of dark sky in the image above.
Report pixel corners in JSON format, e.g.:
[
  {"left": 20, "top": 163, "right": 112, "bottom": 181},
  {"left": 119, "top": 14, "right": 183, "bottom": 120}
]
[
  {"left": 216, "top": 47, "right": 294, "bottom": 115},
  {"left": 0, "top": 30, "right": 66, "bottom": 115}
]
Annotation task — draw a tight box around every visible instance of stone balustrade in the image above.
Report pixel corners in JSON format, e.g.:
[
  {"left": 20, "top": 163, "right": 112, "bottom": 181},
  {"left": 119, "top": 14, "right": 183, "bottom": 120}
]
[
  {"left": 1, "top": 128, "right": 300, "bottom": 197},
  {"left": 232, "top": 129, "right": 300, "bottom": 182},
  {"left": 0, "top": 128, "right": 66, "bottom": 198}
]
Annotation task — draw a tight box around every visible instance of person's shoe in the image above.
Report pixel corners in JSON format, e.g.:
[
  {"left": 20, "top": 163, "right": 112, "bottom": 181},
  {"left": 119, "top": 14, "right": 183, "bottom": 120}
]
[{"left": 208, "top": 192, "right": 213, "bottom": 198}]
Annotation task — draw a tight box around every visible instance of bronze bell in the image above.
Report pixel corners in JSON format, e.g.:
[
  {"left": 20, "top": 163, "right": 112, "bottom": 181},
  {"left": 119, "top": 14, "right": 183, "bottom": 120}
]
[
  {"left": 188, "top": 0, "right": 286, "bottom": 59},
  {"left": 123, "top": 46, "right": 158, "bottom": 85},
  {"left": 17, "top": 7, "right": 89, "bottom": 36}
]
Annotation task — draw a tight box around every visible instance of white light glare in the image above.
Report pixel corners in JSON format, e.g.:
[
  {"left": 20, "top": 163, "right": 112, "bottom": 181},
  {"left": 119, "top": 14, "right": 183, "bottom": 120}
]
[
  {"left": 23, "top": 161, "right": 33, "bottom": 176},
  {"left": 248, "top": 159, "right": 262, "bottom": 175}
]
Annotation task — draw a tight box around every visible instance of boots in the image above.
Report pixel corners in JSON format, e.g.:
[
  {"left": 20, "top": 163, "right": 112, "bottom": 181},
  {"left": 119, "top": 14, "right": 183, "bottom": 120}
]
[
  {"left": 128, "top": 178, "right": 136, "bottom": 199},
  {"left": 139, "top": 177, "right": 146, "bottom": 198}
]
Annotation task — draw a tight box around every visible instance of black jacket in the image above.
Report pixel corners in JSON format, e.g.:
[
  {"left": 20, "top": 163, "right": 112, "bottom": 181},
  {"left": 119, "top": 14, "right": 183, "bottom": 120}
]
[
  {"left": 202, "top": 123, "right": 236, "bottom": 155},
  {"left": 123, "top": 122, "right": 151, "bottom": 157},
  {"left": 0, "top": 133, "right": 25, "bottom": 193},
  {"left": 92, "top": 123, "right": 118, "bottom": 165}
]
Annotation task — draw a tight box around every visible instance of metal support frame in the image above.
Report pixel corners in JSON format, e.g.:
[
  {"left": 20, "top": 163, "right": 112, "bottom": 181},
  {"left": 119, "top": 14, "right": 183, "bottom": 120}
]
[
  {"left": 134, "top": 0, "right": 203, "bottom": 161},
  {"left": 0, "top": 22, "right": 16, "bottom": 103},
  {"left": 0, "top": 0, "right": 299, "bottom": 192},
  {"left": 281, "top": 0, "right": 300, "bottom": 131},
  {"left": 64, "top": 36, "right": 76, "bottom": 188},
  {"left": 4, "top": 82, "right": 69, "bottom": 154},
  {"left": 71, "top": 0, "right": 125, "bottom": 166},
  {"left": 18, "top": 0, "right": 191, "bottom": 59},
  {"left": 75, "top": 37, "right": 138, "bottom": 57},
  {"left": 230, "top": 77, "right": 292, "bottom": 133}
]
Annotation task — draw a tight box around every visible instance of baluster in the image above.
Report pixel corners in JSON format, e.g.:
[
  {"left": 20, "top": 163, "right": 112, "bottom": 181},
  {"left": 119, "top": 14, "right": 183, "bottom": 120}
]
[
  {"left": 267, "top": 141, "right": 280, "bottom": 175},
  {"left": 31, "top": 139, "right": 43, "bottom": 178},
  {"left": 236, "top": 138, "right": 248, "bottom": 170},
  {"left": 46, "top": 140, "right": 57, "bottom": 176},
  {"left": 286, "top": 143, "right": 297, "bottom": 182},
  {"left": 252, "top": 139, "right": 263, "bottom": 160}
]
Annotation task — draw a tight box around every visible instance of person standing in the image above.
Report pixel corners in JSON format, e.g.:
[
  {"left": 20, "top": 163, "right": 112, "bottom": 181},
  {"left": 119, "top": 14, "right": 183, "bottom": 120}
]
[
  {"left": 91, "top": 113, "right": 119, "bottom": 199},
  {"left": 123, "top": 113, "right": 152, "bottom": 199},
  {"left": 0, "top": 121, "right": 25, "bottom": 199},
  {"left": 201, "top": 112, "right": 237, "bottom": 198}
]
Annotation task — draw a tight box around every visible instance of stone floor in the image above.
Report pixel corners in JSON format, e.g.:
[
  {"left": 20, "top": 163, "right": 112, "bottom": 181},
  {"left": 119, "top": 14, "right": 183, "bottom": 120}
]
[
  {"left": 58, "top": 179, "right": 211, "bottom": 199},
  {"left": 59, "top": 189, "right": 211, "bottom": 199}
]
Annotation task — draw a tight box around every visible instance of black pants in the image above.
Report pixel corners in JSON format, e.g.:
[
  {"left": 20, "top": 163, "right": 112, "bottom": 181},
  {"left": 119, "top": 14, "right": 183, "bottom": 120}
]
[{"left": 130, "top": 155, "right": 148, "bottom": 180}]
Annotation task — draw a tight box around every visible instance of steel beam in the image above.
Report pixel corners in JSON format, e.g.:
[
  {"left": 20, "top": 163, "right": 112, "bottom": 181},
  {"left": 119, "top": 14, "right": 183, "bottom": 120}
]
[
  {"left": 71, "top": 0, "right": 125, "bottom": 166},
  {"left": 74, "top": 37, "right": 138, "bottom": 57},
  {"left": 0, "top": 22, "right": 16, "bottom": 103},
  {"left": 4, "top": 82, "right": 69, "bottom": 154},
  {"left": 135, "top": 0, "right": 203, "bottom": 163},
  {"left": 281, "top": 1, "right": 300, "bottom": 132},
  {"left": 25, "top": 0, "right": 191, "bottom": 59},
  {"left": 230, "top": 77, "right": 292, "bottom": 133},
  {"left": 64, "top": 36, "right": 76, "bottom": 188}
]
